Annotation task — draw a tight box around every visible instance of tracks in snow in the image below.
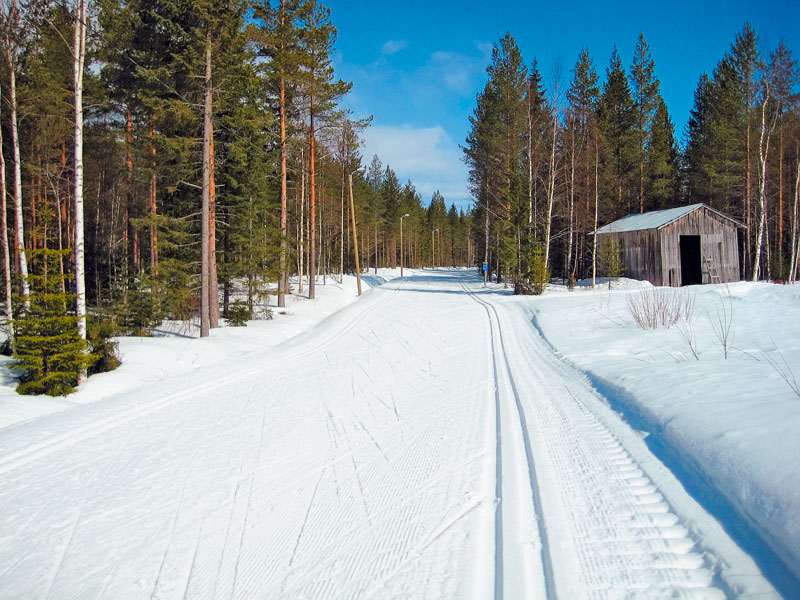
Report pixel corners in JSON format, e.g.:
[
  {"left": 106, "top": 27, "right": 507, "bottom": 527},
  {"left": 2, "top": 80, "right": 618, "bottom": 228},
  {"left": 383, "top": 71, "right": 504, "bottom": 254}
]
[
  {"left": 463, "top": 281, "right": 551, "bottom": 598},
  {"left": 462, "top": 279, "right": 733, "bottom": 599}
]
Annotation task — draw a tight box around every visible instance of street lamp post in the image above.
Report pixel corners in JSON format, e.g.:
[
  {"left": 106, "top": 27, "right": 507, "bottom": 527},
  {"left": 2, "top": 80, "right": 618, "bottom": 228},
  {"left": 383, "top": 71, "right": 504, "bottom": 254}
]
[
  {"left": 400, "top": 213, "right": 410, "bottom": 277},
  {"left": 349, "top": 166, "right": 366, "bottom": 295}
]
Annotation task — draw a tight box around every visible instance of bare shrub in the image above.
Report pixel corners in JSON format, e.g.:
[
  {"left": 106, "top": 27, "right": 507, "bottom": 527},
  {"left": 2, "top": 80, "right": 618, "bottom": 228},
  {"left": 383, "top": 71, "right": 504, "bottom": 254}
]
[
  {"left": 759, "top": 341, "right": 800, "bottom": 399},
  {"left": 627, "top": 288, "right": 693, "bottom": 330},
  {"left": 707, "top": 288, "right": 734, "bottom": 359}
]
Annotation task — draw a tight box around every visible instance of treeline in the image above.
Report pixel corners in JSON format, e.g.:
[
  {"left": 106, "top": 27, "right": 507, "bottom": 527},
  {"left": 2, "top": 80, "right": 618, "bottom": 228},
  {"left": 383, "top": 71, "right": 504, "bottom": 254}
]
[
  {"left": 0, "top": 0, "right": 472, "bottom": 395},
  {"left": 464, "top": 26, "right": 800, "bottom": 292}
]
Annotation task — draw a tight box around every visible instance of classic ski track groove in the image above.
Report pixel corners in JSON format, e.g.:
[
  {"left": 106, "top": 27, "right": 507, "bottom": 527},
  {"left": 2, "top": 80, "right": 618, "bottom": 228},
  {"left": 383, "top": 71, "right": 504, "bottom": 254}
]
[
  {"left": 460, "top": 279, "right": 551, "bottom": 599},
  {"left": 2, "top": 271, "right": 777, "bottom": 598},
  {"left": 461, "top": 277, "right": 728, "bottom": 598}
]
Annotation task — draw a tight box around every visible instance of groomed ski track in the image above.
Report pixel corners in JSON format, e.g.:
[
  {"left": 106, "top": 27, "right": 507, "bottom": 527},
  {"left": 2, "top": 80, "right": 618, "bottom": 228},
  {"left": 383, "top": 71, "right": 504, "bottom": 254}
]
[{"left": 0, "top": 269, "right": 778, "bottom": 598}]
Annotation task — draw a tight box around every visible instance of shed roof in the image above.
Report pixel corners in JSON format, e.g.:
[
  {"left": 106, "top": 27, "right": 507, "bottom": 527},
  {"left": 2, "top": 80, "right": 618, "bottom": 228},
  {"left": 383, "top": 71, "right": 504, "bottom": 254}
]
[{"left": 595, "top": 203, "right": 743, "bottom": 235}]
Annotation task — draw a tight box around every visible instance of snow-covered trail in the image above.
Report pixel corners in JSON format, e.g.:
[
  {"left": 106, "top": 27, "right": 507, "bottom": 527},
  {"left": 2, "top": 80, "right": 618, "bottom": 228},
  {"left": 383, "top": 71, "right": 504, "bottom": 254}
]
[{"left": 0, "top": 270, "right": 777, "bottom": 598}]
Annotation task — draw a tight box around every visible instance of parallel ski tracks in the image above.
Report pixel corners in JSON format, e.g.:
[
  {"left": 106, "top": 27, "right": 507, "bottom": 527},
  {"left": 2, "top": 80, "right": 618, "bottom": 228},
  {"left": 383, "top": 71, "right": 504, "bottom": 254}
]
[
  {"left": 460, "top": 278, "right": 732, "bottom": 599},
  {"left": 461, "top": 280, "right": 553, "bottom": 599}
]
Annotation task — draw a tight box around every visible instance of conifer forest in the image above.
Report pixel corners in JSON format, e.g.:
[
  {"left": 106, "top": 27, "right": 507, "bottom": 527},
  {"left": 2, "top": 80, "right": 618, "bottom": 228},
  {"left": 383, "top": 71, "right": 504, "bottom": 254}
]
[{"left": 0, "top": 1, "right": 798, "bottom": 395}]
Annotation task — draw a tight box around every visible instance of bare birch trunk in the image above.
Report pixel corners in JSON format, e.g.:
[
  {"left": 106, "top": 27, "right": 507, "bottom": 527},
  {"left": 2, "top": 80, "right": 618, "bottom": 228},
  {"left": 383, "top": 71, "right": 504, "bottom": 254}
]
[
  {"left": 0, "top": 81, "right": 13, "bottom": 347},
  {"left": 543, "top": 105, "right": 558, "bottom": 270},
  {"left": 789, "top": 158, "right": 800, "bottom": 283},
  {"left": 340, "top": 155, "right": 345, "bottom": 283},
  {"left": 567, "top": 126, "right": 575, "bottom": 278},
  {"left": 4, "top": 12, "right": 28, "bottom": 302},
  {"left": 308, "top": 100, "right": 317, "bottom": 299},
  {"left": 753, "top": 88, "right": 774, "bottom": 281},
  {"left": 73, "top": 0, "right": 87, "bottom": 350},
  {"left": 592, "top": 135, "right": 599, "bottom": 289}
]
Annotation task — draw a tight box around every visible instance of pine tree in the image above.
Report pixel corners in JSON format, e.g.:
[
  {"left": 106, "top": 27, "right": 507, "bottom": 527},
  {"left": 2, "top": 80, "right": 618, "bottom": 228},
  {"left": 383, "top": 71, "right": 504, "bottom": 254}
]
[
  {"left": 250, "top": 0, "right": 303, "bottom": 307},
  {"left": 298, "top": 0, "right": 351, "bottom": 299}
]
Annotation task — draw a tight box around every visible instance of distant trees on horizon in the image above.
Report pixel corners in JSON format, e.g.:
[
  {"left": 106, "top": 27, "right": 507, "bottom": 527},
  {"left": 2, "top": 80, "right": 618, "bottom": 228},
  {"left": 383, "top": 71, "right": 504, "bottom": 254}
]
[{"left": 464, "top": 25, "right": 800, "bottom": 291}]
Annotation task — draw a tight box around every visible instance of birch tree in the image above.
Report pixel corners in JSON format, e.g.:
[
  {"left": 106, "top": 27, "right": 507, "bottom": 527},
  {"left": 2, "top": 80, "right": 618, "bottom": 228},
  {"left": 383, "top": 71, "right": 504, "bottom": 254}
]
[
  {"left": 1, "top": 0, "right": 29, "bottom": 302},
  {"left": 0, "top": 81, "right": 12, "bottom": 347},
  {"left": 73, "top": 0, "right": 87, "bottom": 347}
]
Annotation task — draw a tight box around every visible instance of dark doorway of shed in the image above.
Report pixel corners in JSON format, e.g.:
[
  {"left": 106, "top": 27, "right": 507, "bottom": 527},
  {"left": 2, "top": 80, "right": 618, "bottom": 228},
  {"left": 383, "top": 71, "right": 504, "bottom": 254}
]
[{"left": 680, "top": 235, "right": 702, "bottom": 285}]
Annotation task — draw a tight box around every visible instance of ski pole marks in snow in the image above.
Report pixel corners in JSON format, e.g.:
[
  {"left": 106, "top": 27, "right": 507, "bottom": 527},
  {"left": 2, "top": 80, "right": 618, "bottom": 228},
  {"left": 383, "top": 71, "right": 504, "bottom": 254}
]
[{"left": 0, "top": 269, "right": 779, "bottom": 598}]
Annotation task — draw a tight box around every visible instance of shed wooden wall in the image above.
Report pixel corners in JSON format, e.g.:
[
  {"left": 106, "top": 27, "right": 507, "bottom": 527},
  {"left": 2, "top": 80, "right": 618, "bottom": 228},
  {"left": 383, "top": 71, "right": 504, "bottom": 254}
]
[
  {"left": 618, "top": 230, "right": 663, "bottom": 285},
  {"left": 596, "top": 206, "right": 740, "bottom": 287},
  {"left": 659, "top": 208, "right": 740, "bottom": 285}
]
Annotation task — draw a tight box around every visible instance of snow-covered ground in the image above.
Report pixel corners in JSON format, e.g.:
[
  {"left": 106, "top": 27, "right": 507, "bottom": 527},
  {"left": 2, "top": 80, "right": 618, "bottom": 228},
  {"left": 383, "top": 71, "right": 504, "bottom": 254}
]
[
  {"left": 0, "top": 268, "right": 797, "bottom": 598},
  {"left": 0, "top": 273, "right": 382, "bottom": 429},
  {"left": 523, "top": 276, "right": 800, "bottom": 595}
]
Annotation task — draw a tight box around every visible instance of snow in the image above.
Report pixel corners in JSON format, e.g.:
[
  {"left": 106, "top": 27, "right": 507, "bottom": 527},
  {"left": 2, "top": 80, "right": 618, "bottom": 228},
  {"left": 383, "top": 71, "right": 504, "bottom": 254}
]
[
  {"left": 525, "top": 277, "right": 800, "bottom": 592},
  {"left": 0, "top": 273, "right": 377, "bottom": 429},
  {"left": 594, "top": 203, "right": 743, "bottom": 234},
  {"left": 0, "top": 268, "right": 796, "bottom": 598}
]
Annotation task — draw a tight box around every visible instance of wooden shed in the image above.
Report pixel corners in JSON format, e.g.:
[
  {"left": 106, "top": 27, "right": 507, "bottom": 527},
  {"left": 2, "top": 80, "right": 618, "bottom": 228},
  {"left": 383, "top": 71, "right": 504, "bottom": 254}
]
[{"left": 594, "top": 203, "right": 743, "bottom": 286}]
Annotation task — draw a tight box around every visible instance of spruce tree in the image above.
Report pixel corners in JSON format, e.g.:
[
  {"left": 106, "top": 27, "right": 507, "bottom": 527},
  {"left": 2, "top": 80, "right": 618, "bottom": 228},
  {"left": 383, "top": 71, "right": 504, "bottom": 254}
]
[
  {"left": 599, "top": 46, "right": 637, "bottom": 218},
  {"left": 485, "top": 33, "right": 528, "bottom": 286},
  {"left": 12, "top": 249, "right": 91, "bottom": 396},
  {"left": 381, "top": 166, "right": 401, "bottom": 267},
  {"left": 646, "top": 98, "right": 679, "bottom": 209},
  {"left": 630, "top": 33, "right": 660, "bottom": 213},
  {"left": 565, "top": 48, "right": 600, "bottom": 278}
]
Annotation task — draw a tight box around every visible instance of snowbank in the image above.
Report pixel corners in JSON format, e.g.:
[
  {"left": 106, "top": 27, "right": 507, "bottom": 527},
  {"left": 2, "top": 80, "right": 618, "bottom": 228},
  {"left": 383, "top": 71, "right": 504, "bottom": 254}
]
[
  {"left": 0, "top": 270, "right": 404, "bottom": 431},
  {"left": 524, "top": 279, "right": 800, "bottom": 587}
]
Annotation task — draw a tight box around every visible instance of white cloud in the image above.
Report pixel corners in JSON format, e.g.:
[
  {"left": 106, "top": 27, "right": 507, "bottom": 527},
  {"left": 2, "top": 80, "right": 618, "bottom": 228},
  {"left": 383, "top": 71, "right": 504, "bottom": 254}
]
[
  {"left": 381, "top": 39, "right": 408, "bottom": 56},
  {"left": 362, "top": 124, "right": 471, "bottom": 209},
  {"left": 427, "top": 51, "right": 483, "bottom": 96}
]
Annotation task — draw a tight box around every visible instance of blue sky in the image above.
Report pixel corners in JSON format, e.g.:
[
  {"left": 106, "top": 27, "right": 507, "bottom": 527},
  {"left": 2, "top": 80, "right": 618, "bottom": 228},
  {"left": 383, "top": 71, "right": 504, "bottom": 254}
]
[{"left": 327, "top": 0, "right": 800, "bottom": 211}]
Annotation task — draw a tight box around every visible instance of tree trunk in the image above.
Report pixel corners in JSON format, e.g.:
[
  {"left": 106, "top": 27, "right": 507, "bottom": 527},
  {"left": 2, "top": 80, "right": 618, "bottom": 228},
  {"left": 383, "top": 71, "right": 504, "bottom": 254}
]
[
  {"left": 278, "top": 0, "right": 288, "bottom": 307},
  {"left": 790, "top": 156, "right": 800, "bottom": 283},
  {"left": 5, "top": 22, "right": 28, "bottom": 302},
  {"left": 544, "top": 109, "right": 558, "bottom": 269},
  {"left": 308, "top": 99, "right": 317, "bottom": 299},
  {"left": 752, "top": 89, "right": 774, "bottom": 281},
  {"left": 200, "top": 34, "right": 212, "bottom": 338},
  {"left": 340, "top": 158, "right": 345, "bottom": 282},
  {"left": 298, "top": 147, "right": 305, "bottom": 296},
  {"left": 149, "top": 123, "right": 158, "bottom": 278},
  {"left": 208, "top": 123, "right": 219, "bottom": 328},
  {"left": 0, "top": 82, "right": 13, "bottom": 348},
  {"left": 592, "top": 134, "right": 599, "bottom": 289},
  {"left": 73, "top": 0, "right": 87, "bottom": 350},
  {"left": 778, "top": 124, "right": 784, "bottom": 277}
]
